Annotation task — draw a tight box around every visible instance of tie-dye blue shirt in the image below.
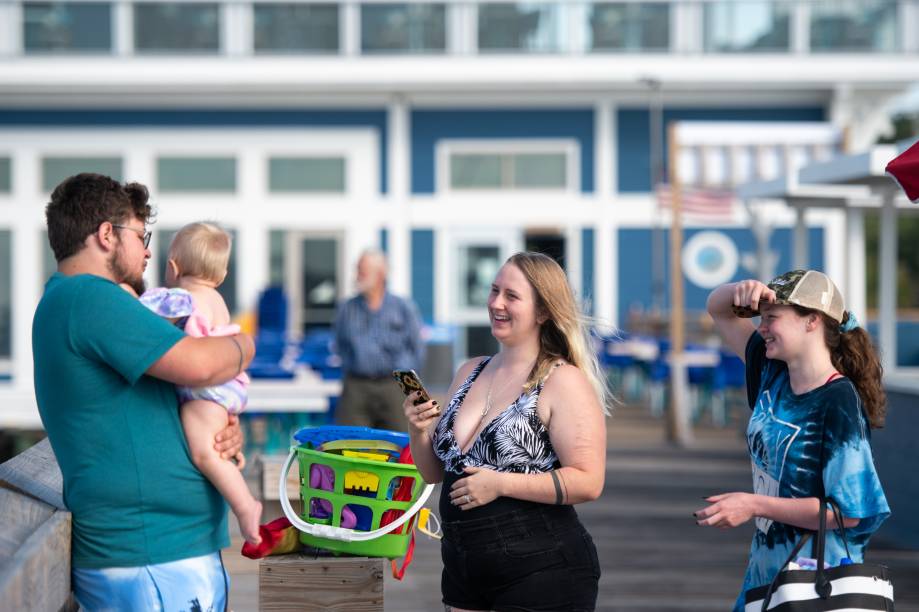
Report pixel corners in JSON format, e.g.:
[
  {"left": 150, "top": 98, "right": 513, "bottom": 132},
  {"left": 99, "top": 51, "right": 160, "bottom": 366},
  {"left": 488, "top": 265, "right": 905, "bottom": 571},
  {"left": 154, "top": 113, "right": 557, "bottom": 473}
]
[{"left": 734, "top": 332, "right": 890, "bottom": 612}]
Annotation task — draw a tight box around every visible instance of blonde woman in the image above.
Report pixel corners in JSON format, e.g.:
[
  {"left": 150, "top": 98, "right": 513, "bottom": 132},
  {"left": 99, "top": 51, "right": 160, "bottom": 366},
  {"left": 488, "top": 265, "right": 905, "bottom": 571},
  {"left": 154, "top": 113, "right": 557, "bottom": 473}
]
[{"left": 405, "top": 252, "right": 609, "bottom": 612}]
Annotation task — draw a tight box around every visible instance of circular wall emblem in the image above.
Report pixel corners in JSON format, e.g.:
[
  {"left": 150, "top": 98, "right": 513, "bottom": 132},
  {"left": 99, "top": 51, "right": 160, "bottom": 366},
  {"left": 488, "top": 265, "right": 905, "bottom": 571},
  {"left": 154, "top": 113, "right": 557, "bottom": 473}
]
[{"left": 682, "top": 231, "right": 739, "bottom": 288}]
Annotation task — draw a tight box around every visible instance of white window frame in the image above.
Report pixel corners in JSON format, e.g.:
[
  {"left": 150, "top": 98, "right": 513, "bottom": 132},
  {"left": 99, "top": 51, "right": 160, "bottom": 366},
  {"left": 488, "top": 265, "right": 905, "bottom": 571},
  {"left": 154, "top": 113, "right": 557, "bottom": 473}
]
[{"left": 436, "top": 138, "right": 580, "bottom": 194}]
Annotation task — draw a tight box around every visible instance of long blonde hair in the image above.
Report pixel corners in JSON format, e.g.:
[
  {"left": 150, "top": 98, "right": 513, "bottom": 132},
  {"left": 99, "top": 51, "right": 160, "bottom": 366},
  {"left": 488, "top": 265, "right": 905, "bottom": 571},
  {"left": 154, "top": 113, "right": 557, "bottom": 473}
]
[{"left": 507, "top": 252, "right": 612, "bottom": 414}]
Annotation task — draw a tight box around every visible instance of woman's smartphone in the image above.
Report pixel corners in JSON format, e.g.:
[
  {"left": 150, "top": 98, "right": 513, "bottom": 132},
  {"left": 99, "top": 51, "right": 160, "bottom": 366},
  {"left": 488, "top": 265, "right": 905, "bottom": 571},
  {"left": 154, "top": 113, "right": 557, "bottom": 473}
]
[{"left": 392, "top": 369, "right": 434, "bottom": 407}]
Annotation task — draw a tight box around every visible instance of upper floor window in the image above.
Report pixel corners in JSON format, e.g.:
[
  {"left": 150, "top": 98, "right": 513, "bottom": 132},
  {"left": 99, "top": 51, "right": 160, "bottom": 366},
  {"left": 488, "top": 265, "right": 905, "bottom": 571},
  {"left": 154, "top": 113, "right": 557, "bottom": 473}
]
[
  {"left": 478, "top": 3, "right": 564, "bottom": 53},
  {"left": 588, "top": 2, "right": 670, "bottom": 52},
  {"left": 23, "top": 2, "right": 112, "bottom": 53},
  {"left": 254, "top": 3, "right": 340, "bottom": 53},
  {"left": 443, "top": 142, "right": 577, "bottom": 191},
  {"left": 0, "top": 158, "right": 10, "bottom": 193},
  {"left": 704, "top": 1, "right": 791, "bottom": 52},
  {"left": 157, "top": 156, "right": 236, "bottom": 192},
  {"left": 269, "top": 156, "right": 346, "bottom": 192},
  {"left": 809, "top": 0, "right": 898, "bottom": 52},
  {"left": 41, "top": 156, "right": 122, "bottom": 192},
  {"left": 361, "top": 4, "right": 446, "bottom": 54},
  {"left": 134, "top": 3, "right": 220, "bottom": 53}
]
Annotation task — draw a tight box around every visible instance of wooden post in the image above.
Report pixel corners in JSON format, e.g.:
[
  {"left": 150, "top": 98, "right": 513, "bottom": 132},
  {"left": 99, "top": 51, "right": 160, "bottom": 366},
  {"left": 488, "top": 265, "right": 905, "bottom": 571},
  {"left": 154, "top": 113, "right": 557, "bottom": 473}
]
[
  {"left": 666, "top": 123, "right": 693, "bottom": 446},
  {"left": 260, "top": 555, "right": 384, "bottom": 611},
  {"left": 0, "top": 439, "right": 77, "bottom": 612}
]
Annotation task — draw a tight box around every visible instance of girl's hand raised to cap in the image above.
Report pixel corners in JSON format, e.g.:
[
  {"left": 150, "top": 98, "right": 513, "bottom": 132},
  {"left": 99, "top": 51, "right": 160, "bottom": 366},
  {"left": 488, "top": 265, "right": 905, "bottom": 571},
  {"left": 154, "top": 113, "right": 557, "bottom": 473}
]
[{"left": 733, "top": 279, "right": 776, "bottom": 312}]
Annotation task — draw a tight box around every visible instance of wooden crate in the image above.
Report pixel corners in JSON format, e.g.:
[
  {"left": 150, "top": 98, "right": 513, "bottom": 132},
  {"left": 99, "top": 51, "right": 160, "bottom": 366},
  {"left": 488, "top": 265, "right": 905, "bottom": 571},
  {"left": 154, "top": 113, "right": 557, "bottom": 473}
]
[{"left": 259, "top": 555, "right": 384, "bottom": 611}]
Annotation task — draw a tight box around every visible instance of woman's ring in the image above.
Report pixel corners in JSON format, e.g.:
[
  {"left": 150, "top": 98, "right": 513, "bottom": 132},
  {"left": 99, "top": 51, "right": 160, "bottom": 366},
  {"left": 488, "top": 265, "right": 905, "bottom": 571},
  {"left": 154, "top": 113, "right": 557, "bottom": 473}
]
[{"left": 464, "top": 494, "right": 471, "bottom": 504}]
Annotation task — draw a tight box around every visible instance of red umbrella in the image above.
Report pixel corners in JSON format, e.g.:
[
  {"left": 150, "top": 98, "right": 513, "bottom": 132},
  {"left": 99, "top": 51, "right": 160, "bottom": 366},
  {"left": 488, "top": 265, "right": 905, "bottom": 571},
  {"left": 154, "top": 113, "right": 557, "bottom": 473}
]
[{"left": 886, "top": 139, "right": 919, "bottom": 203}]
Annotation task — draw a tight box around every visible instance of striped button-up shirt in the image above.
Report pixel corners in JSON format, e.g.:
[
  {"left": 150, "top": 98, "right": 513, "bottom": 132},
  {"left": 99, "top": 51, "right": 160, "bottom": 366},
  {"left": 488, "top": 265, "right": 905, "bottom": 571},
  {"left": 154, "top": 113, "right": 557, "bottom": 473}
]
[{"left": 334, "top": 292, "right": 425, "bottom": 378}]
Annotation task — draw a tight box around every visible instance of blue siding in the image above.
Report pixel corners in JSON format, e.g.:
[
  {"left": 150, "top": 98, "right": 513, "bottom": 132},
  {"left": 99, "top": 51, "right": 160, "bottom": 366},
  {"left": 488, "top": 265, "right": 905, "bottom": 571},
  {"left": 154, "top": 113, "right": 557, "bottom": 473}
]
[
  {"left": 581, "top": 228, "right": 595, "bottom": 315},
  {"left": 616, "top": 107, "right": 826, "bottom": 193},
  {"left": 616, "top": 227, "right": 824, "bottom": 318},
  {"left": 0, "top": 109, "right": 389, "bottom": 193},
  {"left": 873, "top": 387, "right": 919, "bottom": 549},
  {"left": 411, "top": 229, "right": 435, "bottom": 323},
  {"left": 411, "top": 109, "right": 595, "bottom": 194}
]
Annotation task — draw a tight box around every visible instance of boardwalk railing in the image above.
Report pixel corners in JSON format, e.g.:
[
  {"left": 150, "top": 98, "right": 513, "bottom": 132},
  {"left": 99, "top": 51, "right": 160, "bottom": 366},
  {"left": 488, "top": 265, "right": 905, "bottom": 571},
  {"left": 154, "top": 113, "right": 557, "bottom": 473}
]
[{"left": 0, "top": 439, "right": 76, "bottom": 612}]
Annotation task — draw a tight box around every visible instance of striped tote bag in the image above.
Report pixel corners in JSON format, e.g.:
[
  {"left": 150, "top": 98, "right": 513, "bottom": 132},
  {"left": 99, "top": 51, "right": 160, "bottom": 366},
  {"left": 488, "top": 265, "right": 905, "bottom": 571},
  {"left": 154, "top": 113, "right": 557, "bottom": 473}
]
[{"left": 744, "top": 498, "right": 894, "bottom": 611}]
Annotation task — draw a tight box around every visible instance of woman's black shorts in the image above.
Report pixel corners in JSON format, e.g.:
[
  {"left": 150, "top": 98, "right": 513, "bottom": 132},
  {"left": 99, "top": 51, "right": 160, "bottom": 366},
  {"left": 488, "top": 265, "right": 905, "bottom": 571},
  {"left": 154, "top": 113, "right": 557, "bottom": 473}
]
[{"left": 440, "top": 504, "right": 600, "bottom": 612}]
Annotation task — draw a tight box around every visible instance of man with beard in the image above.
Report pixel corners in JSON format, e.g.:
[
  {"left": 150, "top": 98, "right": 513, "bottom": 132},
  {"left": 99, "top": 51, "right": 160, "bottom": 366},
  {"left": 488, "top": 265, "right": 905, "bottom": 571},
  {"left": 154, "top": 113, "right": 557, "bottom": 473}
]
[
  {"left": 32, "top": 173, "right": 256, "bottom": 611},
  {"left": 334, "top": 249, "right": 425, "bottom": 431}
]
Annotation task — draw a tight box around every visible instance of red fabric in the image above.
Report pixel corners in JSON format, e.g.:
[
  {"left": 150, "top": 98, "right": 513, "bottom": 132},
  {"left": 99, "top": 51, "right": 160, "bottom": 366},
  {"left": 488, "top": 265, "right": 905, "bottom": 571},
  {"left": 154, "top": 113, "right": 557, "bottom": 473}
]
[
  {"left": 380, "top": 446, "right": 418, "bottom": 580},
  {"left": 241, "top": 516, "right": 302, "bottom": 559},
  {"left": 886, "top": 139, "right": 919, "bottom": 203}
]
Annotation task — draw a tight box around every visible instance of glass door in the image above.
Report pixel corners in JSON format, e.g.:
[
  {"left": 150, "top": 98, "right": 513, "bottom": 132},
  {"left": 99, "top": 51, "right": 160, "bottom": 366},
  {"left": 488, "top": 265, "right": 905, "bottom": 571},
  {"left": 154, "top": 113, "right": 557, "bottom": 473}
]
[
  {"left": 285, "top": 232, "right": 343, "bottom": 334},
  {"left": 450, "top": 229, "right": 522, "bottom": 360}
]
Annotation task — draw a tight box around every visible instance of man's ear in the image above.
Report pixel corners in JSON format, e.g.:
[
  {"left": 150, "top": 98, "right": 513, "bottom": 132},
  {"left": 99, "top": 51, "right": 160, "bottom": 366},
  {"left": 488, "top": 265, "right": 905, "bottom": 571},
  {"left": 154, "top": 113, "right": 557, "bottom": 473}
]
[{"left": 96, "top": 221, "right": 117, "bottom": 252}]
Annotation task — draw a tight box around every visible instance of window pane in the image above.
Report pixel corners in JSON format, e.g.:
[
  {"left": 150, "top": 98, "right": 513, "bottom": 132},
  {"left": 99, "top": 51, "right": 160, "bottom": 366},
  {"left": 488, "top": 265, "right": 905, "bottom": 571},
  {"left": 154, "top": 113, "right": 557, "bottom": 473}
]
[
  {"left": 361, "top": 4, "right": 446, "bottom": 54},
  {"left": 134, "top": 3, "right": 220, "bottom": 53},
  {"left": 269, "top": 230, "right": 285, "bottom": 286},
  {"left": 42, "top": 157, "right": 122, "bottom": 192},
  {"left": 0, "top": 230, "right": 10, "bottom": 358},
  {"left": 704, "top": 1, "right": 791, "bottom": 52},
  {"left": 156, "top": 228, "right": 237, "bottom": 313},
  {"left": 300, "top": 238, "right": 338, "bottom": 328},
  {"left": 450, "top": 153, "right": 503, "bottom": 188},
  {"left": 461, "top": 245, "right": 500, "bottom": 308},
  {"left": 513, "top": 153, "right": 566, "bottom": 188},
  {"left": 0, "top": 158, "right": 10, "bottom": 193},
  {"left": 24, "top": 2, "right": 112, "bottom": 53},
  {"left": 269, "top": 157, "right": 345, "bottom": 192},
  {"left": 157, "top": 157, "right": 236, "bottom": 192},
  {"left": 42, "top": 231, "right": 57, "bottom": 282},
  {"left": 478, "top": 3, "right": 563, "bottom": 52},
  {"left": 810, "top": 0, "right": 898, "bottom": 52},
  {"left": 254, "top": 4, "right": 339, "bottom": 53},
  {"left": 588, "top": 3, "right": 669, "bottom": 51}
]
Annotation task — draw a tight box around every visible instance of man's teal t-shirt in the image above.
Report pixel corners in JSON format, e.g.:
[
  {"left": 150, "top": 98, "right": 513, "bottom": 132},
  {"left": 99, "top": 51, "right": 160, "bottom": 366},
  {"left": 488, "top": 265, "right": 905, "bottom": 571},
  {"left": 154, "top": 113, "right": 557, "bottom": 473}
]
[{"left": 32, "top": 273, "right": 229, "bottom": 569}]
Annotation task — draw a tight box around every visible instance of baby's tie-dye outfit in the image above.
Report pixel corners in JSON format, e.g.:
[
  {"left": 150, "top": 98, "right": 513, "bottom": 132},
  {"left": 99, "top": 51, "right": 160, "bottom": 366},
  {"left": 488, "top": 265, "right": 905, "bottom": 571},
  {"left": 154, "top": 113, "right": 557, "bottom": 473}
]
[{"left": 140, "top": 287, "right": 249, "bottom": 414}]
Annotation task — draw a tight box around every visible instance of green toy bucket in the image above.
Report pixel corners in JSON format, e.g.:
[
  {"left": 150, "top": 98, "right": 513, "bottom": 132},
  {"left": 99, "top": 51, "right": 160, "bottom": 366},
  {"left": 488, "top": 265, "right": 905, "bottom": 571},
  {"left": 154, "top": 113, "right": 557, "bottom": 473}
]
[{"left": 279, "top": 427, "right": 434, "bottom": 559}]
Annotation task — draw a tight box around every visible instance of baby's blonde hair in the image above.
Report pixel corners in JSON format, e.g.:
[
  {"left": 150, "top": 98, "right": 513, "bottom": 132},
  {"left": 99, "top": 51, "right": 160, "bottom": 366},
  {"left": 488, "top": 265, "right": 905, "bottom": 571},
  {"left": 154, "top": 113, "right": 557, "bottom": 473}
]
[{"left": 169, "top": 222, "right": 231, "bottom": 284}]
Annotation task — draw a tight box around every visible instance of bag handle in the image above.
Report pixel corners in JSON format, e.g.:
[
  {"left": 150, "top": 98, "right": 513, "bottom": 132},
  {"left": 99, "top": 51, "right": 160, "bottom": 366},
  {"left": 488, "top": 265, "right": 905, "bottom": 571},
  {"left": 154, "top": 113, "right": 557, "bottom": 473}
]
[
  {"left": 759, "top": 496, "right": 849, "bottom": 611},
  {"left": 279, "top": 448, "right": 434, "bottom": 542}
]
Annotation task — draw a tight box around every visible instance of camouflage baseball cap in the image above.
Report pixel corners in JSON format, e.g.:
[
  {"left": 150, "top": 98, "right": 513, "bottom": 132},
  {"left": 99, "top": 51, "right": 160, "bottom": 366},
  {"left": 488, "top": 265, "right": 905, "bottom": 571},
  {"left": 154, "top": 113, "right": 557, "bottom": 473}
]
[{"left": 733, "top": 269, "right": 846, "bottom": 323}]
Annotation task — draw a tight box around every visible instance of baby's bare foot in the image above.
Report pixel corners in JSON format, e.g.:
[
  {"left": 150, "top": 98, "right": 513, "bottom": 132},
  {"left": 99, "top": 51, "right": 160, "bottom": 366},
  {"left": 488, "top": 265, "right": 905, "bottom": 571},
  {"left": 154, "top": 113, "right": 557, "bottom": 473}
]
[{"left": 238, "top": 499, "right": 263, "bottom": 546}]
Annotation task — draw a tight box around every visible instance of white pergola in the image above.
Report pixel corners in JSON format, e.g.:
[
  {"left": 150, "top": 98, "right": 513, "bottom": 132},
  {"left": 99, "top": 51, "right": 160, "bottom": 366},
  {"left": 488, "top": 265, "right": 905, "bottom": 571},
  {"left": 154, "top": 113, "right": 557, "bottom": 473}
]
[{"left": 737, "top": 140, "right": 919, "bottom": 375}]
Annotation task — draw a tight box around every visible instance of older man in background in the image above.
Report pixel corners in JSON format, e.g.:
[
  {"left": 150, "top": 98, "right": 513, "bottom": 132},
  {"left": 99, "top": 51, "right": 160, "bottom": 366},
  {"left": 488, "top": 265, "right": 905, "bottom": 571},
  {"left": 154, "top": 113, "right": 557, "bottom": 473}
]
[{"left": 334, "top": 249, "right": 425, "bottom": 431}]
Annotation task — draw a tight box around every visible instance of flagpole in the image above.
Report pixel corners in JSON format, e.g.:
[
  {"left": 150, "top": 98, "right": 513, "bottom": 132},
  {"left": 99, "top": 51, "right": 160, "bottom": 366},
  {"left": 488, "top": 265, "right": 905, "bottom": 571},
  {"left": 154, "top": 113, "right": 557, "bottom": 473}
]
[{"left": 667, "top": 122, "right": 693, "bottom": 447}]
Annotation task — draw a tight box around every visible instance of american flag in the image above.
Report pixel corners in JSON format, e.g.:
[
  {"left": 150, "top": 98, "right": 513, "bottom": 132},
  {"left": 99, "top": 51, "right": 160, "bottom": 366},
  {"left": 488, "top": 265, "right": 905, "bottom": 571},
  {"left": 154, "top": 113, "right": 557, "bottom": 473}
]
[{"left": 655, "top": 183, "right": 736, "bottom": 219}]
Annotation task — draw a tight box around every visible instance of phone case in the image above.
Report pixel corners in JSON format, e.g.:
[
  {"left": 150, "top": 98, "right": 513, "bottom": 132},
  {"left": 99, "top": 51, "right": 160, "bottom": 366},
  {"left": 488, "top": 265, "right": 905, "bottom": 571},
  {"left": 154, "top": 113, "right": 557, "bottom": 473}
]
[{"left": 392, "top": 369, "right": 432, "bottom": 406}]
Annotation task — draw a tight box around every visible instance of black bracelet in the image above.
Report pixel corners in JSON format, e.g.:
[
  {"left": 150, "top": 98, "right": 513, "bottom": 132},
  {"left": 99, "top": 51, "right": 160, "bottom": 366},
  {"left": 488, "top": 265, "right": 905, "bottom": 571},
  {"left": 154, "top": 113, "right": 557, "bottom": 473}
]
[
  {"left": 229, "top": 336, "right": 243, "bottom": 376},
  {"left": 550, "top": 470, "right": 563, "bottom": 505}
]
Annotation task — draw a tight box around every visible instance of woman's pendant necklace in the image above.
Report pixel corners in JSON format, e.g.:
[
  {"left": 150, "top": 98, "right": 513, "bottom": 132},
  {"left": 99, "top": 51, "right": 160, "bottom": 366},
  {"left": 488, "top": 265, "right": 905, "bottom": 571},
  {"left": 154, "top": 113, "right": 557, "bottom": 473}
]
[{"left": 481, "top": 385, "right": 495, "bottom": 424}]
